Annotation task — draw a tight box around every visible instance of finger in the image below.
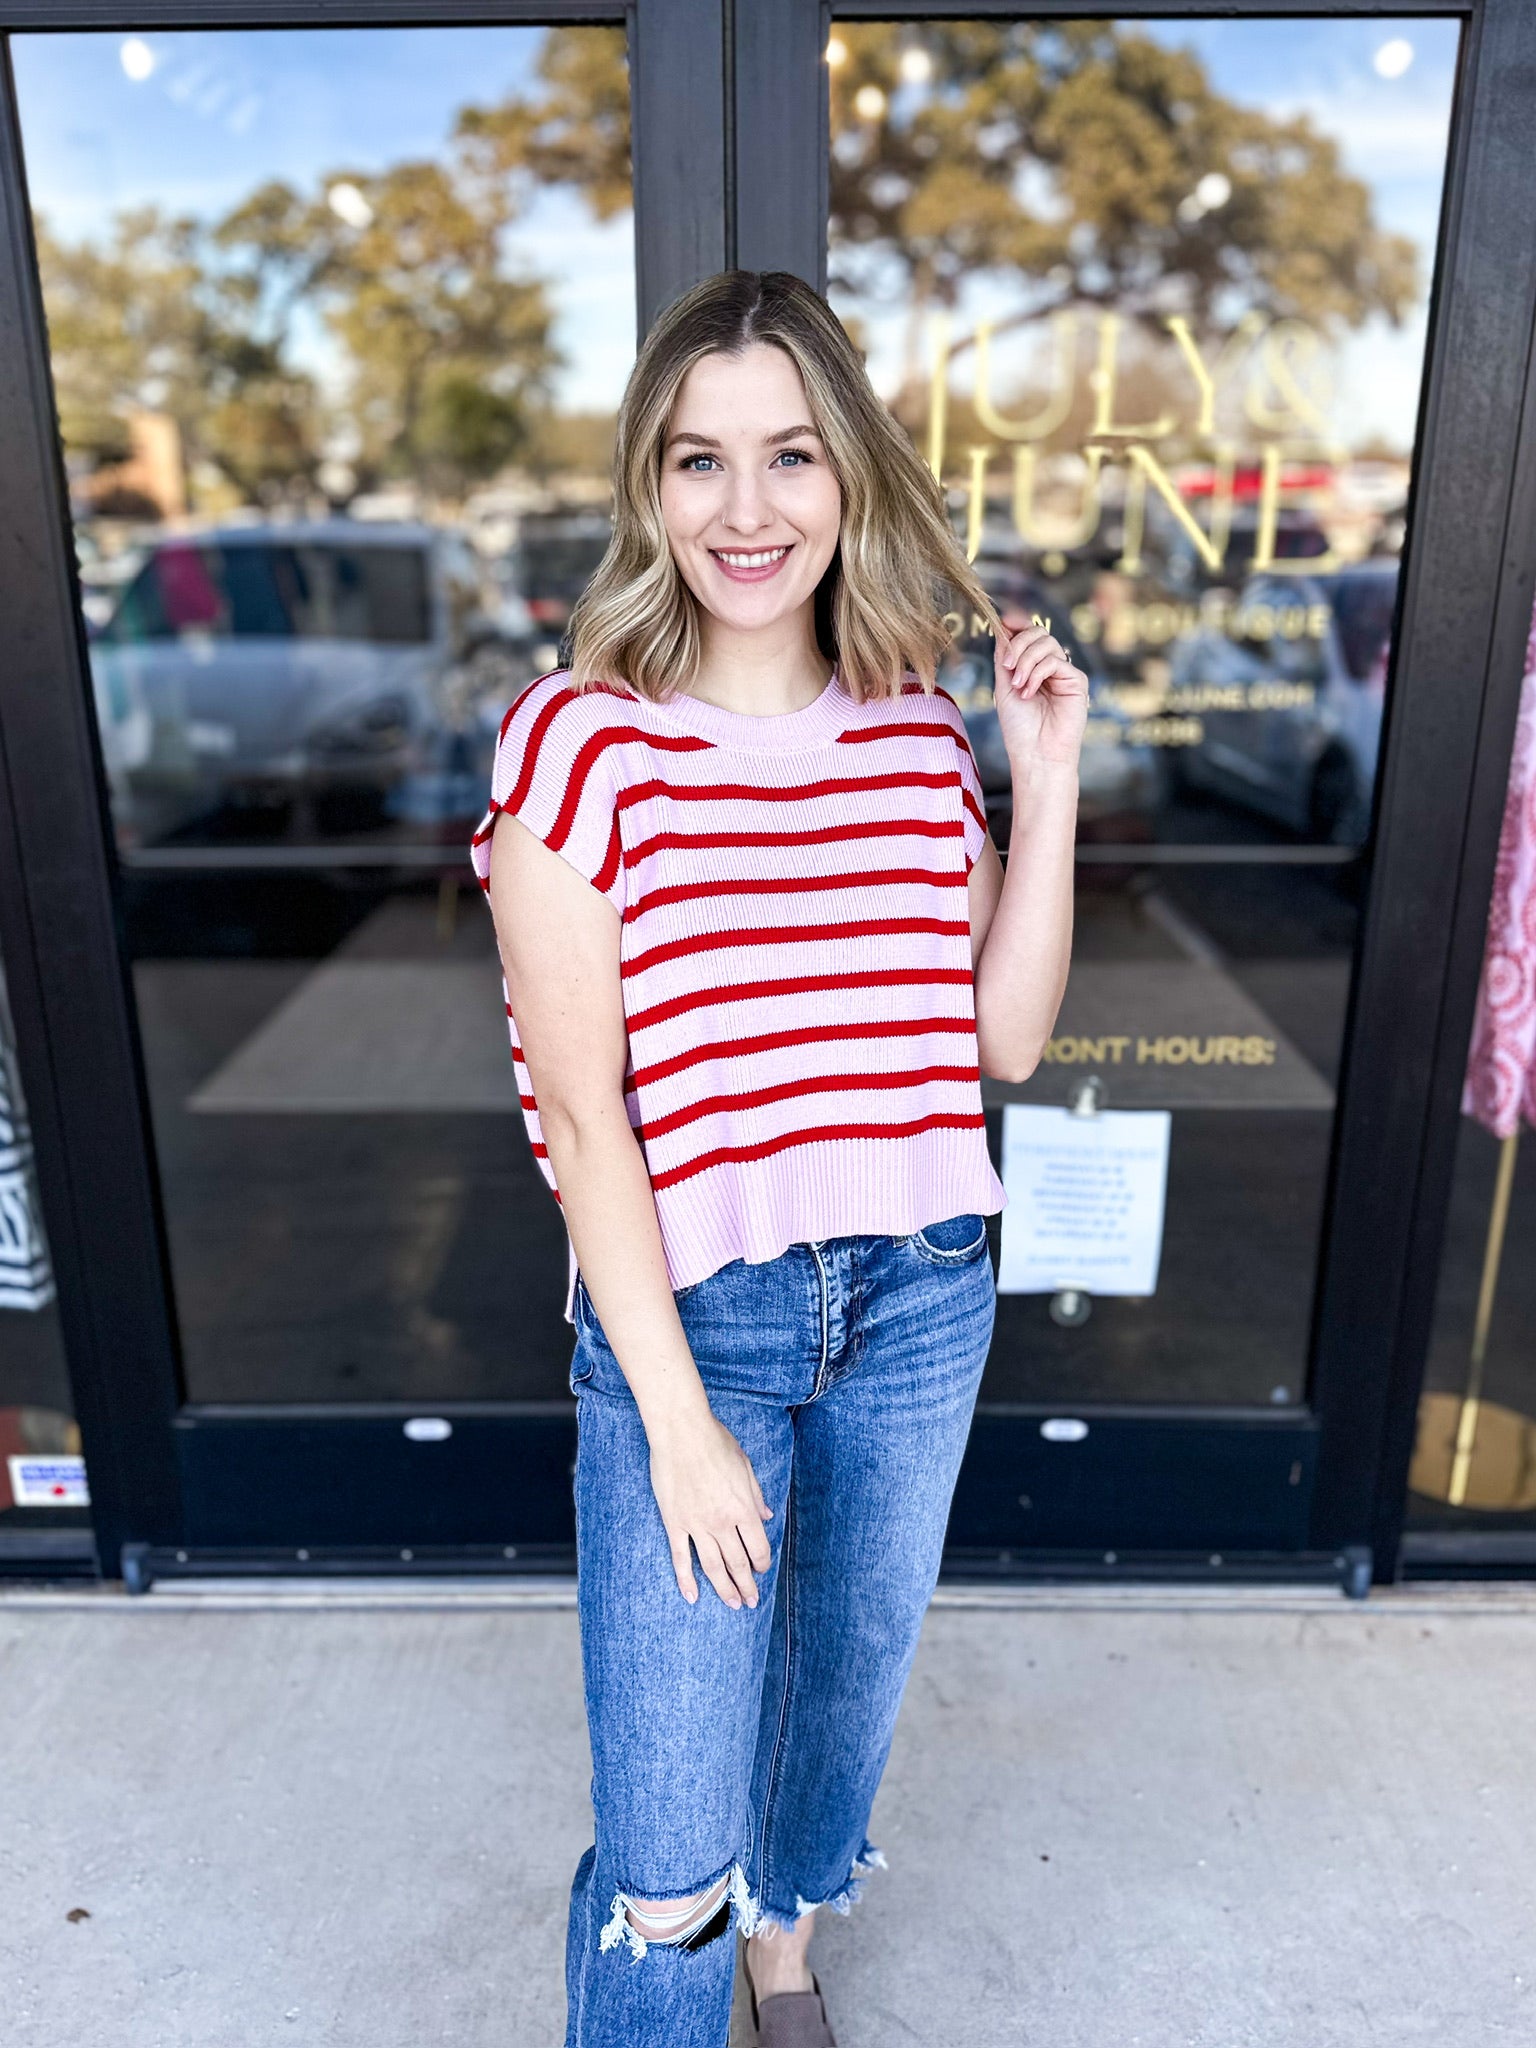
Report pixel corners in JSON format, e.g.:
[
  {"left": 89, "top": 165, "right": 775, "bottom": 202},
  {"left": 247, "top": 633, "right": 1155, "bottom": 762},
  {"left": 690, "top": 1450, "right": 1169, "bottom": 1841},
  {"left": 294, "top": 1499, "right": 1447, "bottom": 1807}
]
[
  {"left": 998, "top": 624, "right": 1047, "bottom": 672},
  {"left": 715, "top": 1525, "right": 763, "bottom": 1608},
  {"left": 667, "top": 1531, "right": 699, "bottom": 1605},
  {"left": 696, "top": 1534, "right": 745, "bottom": 1610},
  {"left": 742, "top": 1515, "right": 772, "bottom": 1574},
  {"left": 746, "top": 1460, "right": 773, "bottom": 1523},
  {"left": 1010, "top": 645, "right": 1070, "bottom": 695}
]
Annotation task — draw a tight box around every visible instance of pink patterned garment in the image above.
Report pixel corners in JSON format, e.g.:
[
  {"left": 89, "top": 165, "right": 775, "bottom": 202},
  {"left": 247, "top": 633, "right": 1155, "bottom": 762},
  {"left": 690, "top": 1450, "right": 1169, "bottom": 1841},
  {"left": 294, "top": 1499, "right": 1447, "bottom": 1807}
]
[
  {"left": 1462, "top": 598, "right": 1536, "bottom": 1140},
  {"left": 471, "top": 668, "right": 1008, "bottom": 1322}
]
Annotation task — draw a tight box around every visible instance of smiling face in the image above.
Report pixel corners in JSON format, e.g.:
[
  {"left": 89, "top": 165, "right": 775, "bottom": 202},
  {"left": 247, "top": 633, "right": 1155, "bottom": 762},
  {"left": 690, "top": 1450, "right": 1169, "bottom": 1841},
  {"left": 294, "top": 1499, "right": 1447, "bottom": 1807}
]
[{"left": 658, "top": 342, "right": 843, "bottom": 644}]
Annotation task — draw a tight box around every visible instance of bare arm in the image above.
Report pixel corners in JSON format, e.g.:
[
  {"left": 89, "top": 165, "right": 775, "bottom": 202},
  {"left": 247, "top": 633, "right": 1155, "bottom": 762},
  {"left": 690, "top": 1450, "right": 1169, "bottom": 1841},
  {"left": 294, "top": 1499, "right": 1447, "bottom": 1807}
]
[
  {"left": 966, "top": 621, "right": 1087, "bottom": 1083},
  {"left": 486, "top": 810, "right": 771, "bottom": 1608}
]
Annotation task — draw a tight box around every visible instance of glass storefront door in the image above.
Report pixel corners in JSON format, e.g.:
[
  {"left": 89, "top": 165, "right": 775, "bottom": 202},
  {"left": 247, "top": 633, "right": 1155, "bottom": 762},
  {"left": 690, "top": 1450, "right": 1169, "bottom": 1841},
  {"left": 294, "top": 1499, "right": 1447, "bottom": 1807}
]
[
  {"left": 2, "top": 2, "right": 1533, "bottom": 1580},
  {"left": 10, "top": 18, "right": 639, "bottom": 1553},
  {"left": 823, "top": 13, "right": 1463, "bottom": 1561},
  {"left": 1405, "top": 594, "right": 1536, "bottom": 1559}
]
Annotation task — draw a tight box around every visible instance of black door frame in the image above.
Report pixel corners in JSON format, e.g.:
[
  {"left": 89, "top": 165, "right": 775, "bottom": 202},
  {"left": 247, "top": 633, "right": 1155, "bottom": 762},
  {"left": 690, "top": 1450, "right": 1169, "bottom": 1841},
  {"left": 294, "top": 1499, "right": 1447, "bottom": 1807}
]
[{"left": 0, "top": 1, "right": 1533, "bottom": 1587}]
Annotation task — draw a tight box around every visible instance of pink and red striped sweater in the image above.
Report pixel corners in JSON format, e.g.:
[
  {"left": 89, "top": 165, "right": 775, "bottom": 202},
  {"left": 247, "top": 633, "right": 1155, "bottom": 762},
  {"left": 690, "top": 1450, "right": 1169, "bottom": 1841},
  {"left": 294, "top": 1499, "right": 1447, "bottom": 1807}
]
[{"left": 470, "top": 666, "right": 1008, "bottom": 1321}]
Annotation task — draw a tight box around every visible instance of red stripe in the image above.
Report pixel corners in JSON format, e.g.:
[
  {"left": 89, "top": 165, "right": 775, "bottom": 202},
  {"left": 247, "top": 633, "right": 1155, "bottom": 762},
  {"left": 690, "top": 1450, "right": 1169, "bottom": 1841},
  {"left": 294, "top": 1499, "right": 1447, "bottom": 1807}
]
[
  {"left": 630, "top": 1014, "right": 975, "bottom": 1088},
  {"left": 545, "top": 722, "right": 712, "bottom": 852},
  {"left": 625, "top": 866, "right": 965, "bottom": 921},
  {"left": 622, "top": 915, "right": 971, "bottom": 980},
  {"left": 594, "top": 809, "right": 623, "bottom": 896},
  {"left": 624, "top": 817, "right": 962, "bottom": 865},
  {"left": 616, "top": 767, "right": 961, "bottom": 813},
  {"left": 646, "top": 1112, "right": 989, "bottom": 1193},
  {"left": 836, "top": 720, "right": 975, "bottom": 757},
  {"left": 640, "top": 1065, "right": 981, "bottom": 1140},
  {"left": 496, "top": 669, "right": 563, "bottom": 746},
  {"left": 962, "top": 787, "right": 986, "bottom": 837},
  {"left": 504, "top": 689, "right": 572, "bottom": 815},
  {"left": 627, "top": 967, "right": 974, "bottom": 1034}
]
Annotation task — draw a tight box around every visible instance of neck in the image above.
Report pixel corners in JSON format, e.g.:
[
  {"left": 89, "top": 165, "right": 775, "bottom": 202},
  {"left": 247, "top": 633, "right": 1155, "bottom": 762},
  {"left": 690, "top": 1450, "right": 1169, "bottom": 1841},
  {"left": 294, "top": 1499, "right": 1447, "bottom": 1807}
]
[{"left": 687, "top": 602, "right": 832, "bottom": 715}]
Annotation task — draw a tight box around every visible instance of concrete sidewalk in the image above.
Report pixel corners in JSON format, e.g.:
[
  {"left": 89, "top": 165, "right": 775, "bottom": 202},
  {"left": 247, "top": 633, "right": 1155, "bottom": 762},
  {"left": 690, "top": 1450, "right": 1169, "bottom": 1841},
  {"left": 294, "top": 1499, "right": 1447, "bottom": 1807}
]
[{"left": 3, "top": 1581, "right": 1533, "bottom": 2047}]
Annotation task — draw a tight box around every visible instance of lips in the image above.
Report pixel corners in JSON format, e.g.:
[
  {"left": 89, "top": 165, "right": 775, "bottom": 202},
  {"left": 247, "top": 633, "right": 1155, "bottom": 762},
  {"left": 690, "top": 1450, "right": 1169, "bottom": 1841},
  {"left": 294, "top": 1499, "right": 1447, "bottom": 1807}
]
[{"left": 708, "top": 544, "right": 794, "bottom": 584}]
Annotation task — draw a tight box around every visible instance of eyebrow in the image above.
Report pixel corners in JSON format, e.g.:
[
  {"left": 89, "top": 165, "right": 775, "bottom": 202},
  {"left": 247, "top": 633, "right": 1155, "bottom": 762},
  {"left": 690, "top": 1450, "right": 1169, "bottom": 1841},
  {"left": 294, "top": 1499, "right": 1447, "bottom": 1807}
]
[{"left": 665, "top": 425, "right": 821, "bottom": 450}]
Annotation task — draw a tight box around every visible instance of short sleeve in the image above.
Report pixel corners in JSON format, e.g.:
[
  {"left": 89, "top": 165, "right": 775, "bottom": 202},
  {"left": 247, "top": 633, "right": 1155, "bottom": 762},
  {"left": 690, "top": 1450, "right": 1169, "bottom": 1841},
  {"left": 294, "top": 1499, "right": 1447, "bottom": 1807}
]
[
  {"left": 470, "top": 671, "right": 626, "bottom": 912},
  {"left": 931, "top": 686, "right": 990, "bottom": 873}
]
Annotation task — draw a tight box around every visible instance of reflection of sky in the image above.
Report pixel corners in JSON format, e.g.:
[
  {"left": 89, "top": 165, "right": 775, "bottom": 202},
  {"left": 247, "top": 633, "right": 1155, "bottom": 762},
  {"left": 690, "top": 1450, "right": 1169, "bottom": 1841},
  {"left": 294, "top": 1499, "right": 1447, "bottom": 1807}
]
[
  {"left": 11, "top": 28, "right": 637, "bottom": 414},
  {"left": 837, "top": 16, "right": 1460, "bottom": 456},
  {"left": 14, "top": 21, "right": 1458, "bottom": 448}
]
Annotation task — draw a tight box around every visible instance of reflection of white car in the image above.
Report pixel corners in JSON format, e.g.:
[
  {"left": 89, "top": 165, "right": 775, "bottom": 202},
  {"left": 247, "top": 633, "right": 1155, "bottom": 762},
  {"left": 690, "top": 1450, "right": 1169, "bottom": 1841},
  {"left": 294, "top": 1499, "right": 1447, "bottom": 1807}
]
[
  {"left": 88, "top": 520, "right": 532, "bottom": 847},
  {"left": 1165, "top": 562, "right": 1398, "bottom": 845}
]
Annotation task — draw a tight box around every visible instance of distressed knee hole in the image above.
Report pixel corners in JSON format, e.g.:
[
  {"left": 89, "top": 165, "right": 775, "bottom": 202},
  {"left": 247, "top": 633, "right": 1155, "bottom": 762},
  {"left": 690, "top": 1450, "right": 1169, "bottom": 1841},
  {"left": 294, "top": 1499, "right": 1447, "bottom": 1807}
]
[
  {"left": 627, "top": 1874, "right": 731, "bottom": 1943},
  {"left": 600, "top": 1871, "right": 740, "bottom": 1962}
]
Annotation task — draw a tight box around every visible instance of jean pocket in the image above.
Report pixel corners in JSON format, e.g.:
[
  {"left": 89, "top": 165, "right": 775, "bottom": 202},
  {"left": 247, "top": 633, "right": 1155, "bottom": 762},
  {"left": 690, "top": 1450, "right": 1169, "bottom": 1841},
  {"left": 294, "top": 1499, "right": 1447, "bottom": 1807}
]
[{"left": 907, "top": 1212, "right": 990, "bottom": 1266}]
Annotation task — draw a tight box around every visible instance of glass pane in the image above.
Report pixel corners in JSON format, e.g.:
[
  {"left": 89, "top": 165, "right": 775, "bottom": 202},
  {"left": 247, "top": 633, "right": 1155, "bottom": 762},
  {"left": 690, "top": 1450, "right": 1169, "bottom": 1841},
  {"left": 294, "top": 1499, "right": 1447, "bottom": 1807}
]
[
  {"left": 15, "top": 24, "right": 635, "bottom": 1402},
  {"left": 1407, "top": 601, "right": 1536, "bottom": 1531},
  {"left": 0, "top": 960, "right": 85, "bottom": 1525},
  {"left": 828, "top": 16, "right": 1459, "bottom": 1404}
]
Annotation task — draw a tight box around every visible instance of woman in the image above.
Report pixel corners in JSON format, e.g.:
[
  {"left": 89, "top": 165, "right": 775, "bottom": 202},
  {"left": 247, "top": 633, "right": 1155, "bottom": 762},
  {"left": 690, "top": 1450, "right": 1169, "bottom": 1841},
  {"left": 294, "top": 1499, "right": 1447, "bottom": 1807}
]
[{"left": 472, "top": 270, "right": 1084, "bottom": 2048}]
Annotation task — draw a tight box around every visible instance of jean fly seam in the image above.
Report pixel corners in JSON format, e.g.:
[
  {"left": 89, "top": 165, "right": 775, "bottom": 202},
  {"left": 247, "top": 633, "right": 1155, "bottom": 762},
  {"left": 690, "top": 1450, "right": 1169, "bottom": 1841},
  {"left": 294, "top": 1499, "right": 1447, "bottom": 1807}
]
[
  {"left": 808, "top": 1242, "right": 830, "bottom": 1396},
  {"left": 756, "top": 1476, "right": 798, "bottom": 1918}
]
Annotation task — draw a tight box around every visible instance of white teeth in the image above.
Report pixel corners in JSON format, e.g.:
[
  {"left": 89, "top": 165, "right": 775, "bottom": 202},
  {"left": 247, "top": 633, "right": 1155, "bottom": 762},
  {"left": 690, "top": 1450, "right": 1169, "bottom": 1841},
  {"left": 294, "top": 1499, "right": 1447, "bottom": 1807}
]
[{"left": 714, "top": 547, "right": 789, "bottom": 568}]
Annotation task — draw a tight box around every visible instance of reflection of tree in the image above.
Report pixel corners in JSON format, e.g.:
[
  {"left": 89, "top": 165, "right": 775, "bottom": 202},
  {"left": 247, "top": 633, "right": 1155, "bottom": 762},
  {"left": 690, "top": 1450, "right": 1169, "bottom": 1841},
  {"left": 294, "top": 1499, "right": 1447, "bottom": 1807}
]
[
  {"left": 215, "top": 160, "right": 559, "bottom": 495},
  {"left": 34, "top": 26, "right": 630, "bottom": 511},
  {"left": 828, "top": 23, "right": 1419, "bottom": 388},
  {"left": 35, "top": 207, "right": 318, "bottom": 502},
  {"left": 456, "top": 25, "right": 631, "bottom": 226}
]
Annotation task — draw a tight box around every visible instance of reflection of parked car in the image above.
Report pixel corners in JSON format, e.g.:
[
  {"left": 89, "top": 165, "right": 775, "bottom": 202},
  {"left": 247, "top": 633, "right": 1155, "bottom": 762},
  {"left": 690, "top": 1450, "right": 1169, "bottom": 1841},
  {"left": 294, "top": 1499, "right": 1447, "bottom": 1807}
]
[
  {"left": 514, "top": 509, "right": 612, "bottom": 632},
  {"left": 74, "top": 528, "right": 148, "bottom": 632},
  {"left": 88, "top": 520, "right": 533, "bottom": 846},
  {"left": 1161, "top": 507, "right": 1335, "bottom": 596},
  {"left": 1166, "top": 560, "right": 1399, "bottom": 844}
]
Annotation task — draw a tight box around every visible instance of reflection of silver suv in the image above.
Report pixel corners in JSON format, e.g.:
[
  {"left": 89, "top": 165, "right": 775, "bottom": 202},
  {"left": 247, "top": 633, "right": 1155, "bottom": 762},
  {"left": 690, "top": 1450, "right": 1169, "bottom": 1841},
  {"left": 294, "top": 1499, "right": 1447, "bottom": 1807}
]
[
  {"left": 1166, "top": 562, "right": 1398, "bottom": 845},
  {"left": 88, "top": 520, "right": 530, "bottom": 847}
]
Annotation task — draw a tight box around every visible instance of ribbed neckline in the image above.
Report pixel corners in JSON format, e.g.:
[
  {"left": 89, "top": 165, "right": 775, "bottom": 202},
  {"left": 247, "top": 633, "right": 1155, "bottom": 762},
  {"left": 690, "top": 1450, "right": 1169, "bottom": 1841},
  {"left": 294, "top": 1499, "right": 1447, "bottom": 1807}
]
[{"left": 638, "top": 668, "right": 854, "bottom": 752}]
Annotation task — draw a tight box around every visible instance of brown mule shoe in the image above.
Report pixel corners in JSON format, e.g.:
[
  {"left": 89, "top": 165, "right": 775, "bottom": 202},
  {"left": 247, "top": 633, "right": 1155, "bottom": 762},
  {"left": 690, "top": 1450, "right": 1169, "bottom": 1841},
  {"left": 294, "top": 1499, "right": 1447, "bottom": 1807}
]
[{"left": 746, "top": 1967, "right": 839, "bottom": 2047}]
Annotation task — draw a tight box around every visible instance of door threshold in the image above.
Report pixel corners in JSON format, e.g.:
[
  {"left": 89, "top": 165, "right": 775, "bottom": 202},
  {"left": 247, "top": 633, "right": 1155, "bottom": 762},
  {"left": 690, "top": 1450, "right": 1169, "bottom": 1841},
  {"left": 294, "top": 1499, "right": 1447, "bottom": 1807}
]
[{"left": 6, "top": 1575, "right": 1536, "bottom": 1615}]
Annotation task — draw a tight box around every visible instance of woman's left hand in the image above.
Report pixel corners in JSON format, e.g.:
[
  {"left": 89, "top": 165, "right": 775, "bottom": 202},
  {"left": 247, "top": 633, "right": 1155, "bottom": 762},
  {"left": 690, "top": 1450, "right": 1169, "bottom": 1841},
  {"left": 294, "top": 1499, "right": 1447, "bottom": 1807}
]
[{"left": 993, "top": 616, "right": 1089, "bottom": 772}]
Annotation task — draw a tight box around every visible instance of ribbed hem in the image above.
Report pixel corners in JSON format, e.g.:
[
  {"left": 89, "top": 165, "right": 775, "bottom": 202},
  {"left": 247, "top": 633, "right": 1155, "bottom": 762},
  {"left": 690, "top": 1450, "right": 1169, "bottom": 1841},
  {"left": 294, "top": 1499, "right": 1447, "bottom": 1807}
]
[{"left": 654, "top": 1129, "right": 1008, "bottom": 1296}]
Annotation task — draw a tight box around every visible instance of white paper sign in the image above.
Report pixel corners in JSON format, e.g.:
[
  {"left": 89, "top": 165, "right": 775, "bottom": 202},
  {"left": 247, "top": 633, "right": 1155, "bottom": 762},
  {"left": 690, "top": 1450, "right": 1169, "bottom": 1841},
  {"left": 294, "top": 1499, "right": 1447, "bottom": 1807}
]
[
  {"left": 7, "top": 1454, "right": 89, "bottom": 1508},
  {"left": 998, "top": 1104, "right": 1172, "bottom": 1297}
]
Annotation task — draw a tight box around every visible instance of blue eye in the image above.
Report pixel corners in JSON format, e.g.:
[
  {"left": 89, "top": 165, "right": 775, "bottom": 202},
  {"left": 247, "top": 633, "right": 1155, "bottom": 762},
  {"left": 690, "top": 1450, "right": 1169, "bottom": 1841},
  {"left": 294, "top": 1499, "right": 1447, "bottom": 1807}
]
[
  {"left": 679, "top": 453, "right": 719, "bottom": 473},
  {"left": 773, "top": 448, "right": 813, "bottom": 467}
]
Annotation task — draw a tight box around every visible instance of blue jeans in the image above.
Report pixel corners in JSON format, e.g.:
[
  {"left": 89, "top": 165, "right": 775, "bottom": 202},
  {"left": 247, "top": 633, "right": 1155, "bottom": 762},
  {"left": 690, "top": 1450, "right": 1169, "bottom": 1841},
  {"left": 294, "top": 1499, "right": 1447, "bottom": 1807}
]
[{"left": 562, "top": 1215, "right": 997, "bottom": 2048}]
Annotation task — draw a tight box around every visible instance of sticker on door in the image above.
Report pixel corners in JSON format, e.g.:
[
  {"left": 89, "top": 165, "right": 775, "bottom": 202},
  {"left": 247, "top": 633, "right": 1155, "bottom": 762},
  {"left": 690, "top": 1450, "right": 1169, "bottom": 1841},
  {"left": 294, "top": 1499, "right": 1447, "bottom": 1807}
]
[{"left": 7, "top": 1455, "right": 89, "bottom": 1507}]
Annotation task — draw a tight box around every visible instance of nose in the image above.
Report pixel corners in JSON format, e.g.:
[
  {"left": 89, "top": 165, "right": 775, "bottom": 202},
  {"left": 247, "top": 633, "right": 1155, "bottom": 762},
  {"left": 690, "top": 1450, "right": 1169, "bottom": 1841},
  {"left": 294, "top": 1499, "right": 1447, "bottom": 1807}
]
[{"left": 718, "top": 466, "right": 772, "bottom": 537}]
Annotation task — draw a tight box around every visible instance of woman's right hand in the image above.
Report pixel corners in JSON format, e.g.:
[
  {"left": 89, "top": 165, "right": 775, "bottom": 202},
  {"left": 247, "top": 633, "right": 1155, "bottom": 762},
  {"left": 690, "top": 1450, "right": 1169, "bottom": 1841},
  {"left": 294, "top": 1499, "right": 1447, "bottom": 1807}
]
[{"left": 648, "top": 1412, "right": 773, "bottom": 1608}]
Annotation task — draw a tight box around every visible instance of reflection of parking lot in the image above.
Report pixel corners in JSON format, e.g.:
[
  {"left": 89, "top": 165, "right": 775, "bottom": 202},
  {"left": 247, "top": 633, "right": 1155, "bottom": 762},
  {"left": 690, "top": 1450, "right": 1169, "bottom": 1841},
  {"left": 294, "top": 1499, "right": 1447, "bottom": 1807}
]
[
  {"left": 950, "top": 557, "right": 1397, "bottom": 858},
  {"left": 89, "top": 520, "right": 539, "bottom": 853},
  {"left": 127, "top": 858, "right": 1366, "bottom": 1414}
]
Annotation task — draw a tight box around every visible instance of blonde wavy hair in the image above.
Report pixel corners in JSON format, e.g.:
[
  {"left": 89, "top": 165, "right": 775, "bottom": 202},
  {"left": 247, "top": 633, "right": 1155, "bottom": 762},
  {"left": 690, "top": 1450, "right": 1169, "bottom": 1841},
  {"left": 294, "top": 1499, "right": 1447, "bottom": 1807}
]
[{"left": 567, "top": 269, "right": 999, "bottom": 702}]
